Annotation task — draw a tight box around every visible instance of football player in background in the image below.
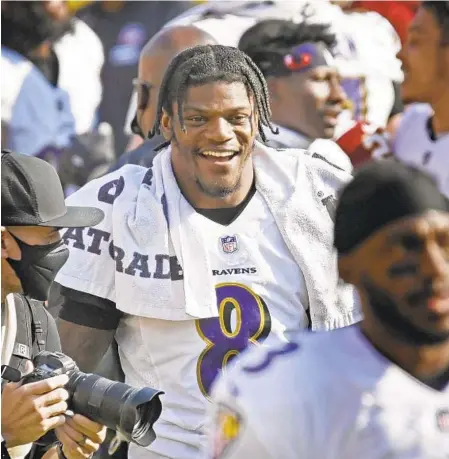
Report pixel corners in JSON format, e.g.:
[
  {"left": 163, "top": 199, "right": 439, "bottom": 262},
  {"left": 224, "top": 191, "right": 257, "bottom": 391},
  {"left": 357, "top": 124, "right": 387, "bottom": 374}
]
[
  {"left": 207, "top": 160, "right": 449, "bottom": 459},
  {"left": 384, "top": 1, "right": 449, "bottom": 197},
  {"left": 1, "top": 1, "right": 114, "bottom": 192},
  {"left": 50, "top": 44, "right": 360, "bottom": 459},
  {"left": 238, "top": 18, "right": 350, "bottom": 171}
]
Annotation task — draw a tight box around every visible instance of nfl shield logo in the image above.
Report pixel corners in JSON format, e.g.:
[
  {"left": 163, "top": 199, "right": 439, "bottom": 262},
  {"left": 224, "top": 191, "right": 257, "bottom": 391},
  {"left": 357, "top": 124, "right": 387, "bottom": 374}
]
[
  {"left": 436, "top": 409, "right": 449, "bottom": 432},
  {"left": 220, "top": 235, "right": 238, "bottom": 254}
]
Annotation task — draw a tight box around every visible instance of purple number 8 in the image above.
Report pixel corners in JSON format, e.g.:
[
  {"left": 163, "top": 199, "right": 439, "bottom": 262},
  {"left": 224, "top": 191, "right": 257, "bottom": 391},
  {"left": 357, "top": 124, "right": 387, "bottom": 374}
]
[{"left": 196, "top": 283, "right": 271, "bottom": 397}]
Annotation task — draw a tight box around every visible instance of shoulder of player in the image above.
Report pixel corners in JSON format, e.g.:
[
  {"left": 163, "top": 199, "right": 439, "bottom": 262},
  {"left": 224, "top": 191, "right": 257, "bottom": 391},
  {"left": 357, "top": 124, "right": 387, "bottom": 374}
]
[
  {"left": 66, "top": 164, "right": 150, "bottom": 218},
  {"left": 216, "top": 333, "right": 337, "bottom": 403},
  {"left": 263, "top": 142, "right": 351, "bottom": 173},
  {"left": 393, "top": 104, "right": 433, "bottom": 150},
  {"left": 260, "top": 143, "right": 352, "bottom": 202},
  {"left": 309, "top": 138, "right": 353, "bottom": 172},
  {"left": 397, "top": 103, "right": 433, "bottom": 133}
]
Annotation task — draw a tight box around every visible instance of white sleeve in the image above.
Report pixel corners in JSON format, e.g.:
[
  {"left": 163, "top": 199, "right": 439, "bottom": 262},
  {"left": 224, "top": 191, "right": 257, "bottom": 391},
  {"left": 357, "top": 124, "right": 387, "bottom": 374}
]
[{"left": 55, "top": 169, "right": 129, "bottom": 301}]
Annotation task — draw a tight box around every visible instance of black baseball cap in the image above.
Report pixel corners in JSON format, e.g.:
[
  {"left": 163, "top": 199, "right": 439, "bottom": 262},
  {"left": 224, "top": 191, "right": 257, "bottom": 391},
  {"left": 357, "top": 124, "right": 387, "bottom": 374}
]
[{"left": 1, "top": 150, "right": 104, "bottom": 228}]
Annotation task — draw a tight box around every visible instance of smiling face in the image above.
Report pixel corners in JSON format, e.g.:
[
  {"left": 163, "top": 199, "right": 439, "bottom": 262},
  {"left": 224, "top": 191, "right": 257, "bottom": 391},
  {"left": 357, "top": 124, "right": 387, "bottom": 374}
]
[
  {"left": 161, "top": 80, "right": 258, "bottom": 208},
  {"left": 340, "top": 211, "right": 449, "bottom": 344}
]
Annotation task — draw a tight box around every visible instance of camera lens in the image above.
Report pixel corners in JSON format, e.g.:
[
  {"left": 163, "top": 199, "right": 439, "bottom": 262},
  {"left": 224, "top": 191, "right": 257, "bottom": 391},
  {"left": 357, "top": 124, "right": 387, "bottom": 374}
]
[
  {"left": 68, "top": 372, "right": 163, "bottom": 447},
  {"left": 130, "top": 390, "right": 163, "bottom": 445}
]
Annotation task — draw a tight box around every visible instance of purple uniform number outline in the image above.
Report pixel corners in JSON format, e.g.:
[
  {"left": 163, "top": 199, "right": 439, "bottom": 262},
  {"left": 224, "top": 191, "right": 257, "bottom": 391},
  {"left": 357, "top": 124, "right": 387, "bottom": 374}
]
[{"left": 196, "top": 282, "right": 271, "bottom": 397}]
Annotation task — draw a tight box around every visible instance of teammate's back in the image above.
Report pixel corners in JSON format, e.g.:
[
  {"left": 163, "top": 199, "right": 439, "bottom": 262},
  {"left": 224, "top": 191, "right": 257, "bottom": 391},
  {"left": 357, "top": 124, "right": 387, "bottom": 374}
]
[{"left": 209, "top": 326, "right": 449, "bottom": 459}]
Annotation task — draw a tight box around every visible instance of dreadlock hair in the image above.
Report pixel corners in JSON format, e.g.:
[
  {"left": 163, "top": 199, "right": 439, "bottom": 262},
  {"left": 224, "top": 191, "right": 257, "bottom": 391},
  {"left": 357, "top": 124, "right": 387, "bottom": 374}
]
[
  {"left": 238, "top": 19, "right": 337, "bottom": 77},
  {"left": 422, "top": 1, "right": 449, "bottom": 44},
  {"left": 149, "top": 44, "right": 278, "bottom": 143},
  {"left": 1, "top": 1, "right": 56, "bottom": 56}
]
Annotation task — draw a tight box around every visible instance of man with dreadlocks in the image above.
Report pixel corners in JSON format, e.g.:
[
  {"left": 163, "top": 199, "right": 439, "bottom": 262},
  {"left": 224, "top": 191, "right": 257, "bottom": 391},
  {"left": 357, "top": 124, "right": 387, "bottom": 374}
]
[{"left": 50, "top": 44, "right": 360, "bottom": 459}]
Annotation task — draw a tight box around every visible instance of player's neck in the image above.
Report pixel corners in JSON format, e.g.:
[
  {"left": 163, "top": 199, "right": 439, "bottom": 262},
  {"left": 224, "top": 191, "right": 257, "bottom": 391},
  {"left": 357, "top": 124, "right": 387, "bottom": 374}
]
[
  {"left": 362, "top": 322, "right": 449, "bottom": 390},
  {"left": 431, "top": 89, "right": 449, "bottom": 136}
]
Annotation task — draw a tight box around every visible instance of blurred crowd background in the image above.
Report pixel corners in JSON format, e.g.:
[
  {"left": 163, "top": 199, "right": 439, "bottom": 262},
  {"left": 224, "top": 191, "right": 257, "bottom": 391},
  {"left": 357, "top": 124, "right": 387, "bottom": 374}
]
[{"left": 1, "top": 0, "right": 425, "bottom": 194}]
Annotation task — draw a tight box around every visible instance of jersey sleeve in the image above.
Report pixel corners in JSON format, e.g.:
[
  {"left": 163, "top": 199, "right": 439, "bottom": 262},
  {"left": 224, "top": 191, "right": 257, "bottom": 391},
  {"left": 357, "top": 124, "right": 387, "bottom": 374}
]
[
  {"left": 56, "top": 284, "right": 123, "bottom": 330},
  {"left": 55, "top": 171, "right": 123, "bottom": 301},
  {"left": 391, "top": 103, "right": 432, "bottom": 159}
]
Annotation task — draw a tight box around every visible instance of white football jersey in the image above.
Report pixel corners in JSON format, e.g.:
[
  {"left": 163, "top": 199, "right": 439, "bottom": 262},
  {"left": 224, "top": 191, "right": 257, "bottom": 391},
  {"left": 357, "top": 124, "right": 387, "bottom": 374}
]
[
  {"left": 207, "top": 326, "right": 449, "bottom": 459},
  {"left": 56, "top": 144, "right": 360, "bottom": 458},
  {"left": 392, "top": 104, "right": 449, "bottom": 197},
  {"left": 56, "top": 171, "right": 322, "bottom": 458},
  {"left": 115, "top": 191, "right": 309, "bottom": 459}
]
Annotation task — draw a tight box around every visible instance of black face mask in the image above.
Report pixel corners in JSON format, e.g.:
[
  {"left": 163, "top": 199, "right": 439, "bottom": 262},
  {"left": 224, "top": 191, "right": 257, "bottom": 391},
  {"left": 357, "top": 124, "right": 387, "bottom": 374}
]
[{"left": 7, "top": 235, "right": 69, "bottom": 301}]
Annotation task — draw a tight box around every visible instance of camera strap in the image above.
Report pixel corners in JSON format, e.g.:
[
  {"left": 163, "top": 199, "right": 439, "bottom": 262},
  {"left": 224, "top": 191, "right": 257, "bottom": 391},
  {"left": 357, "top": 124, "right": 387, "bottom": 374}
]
[
  {"left": 28, "top": 298, "right": 47, "bottom": 353},
  {"left": 8, "top": 295, "right": 33, "bottom": 376},
  {"left": 8, "top": 295, "right": 48, "bottom": 377}
]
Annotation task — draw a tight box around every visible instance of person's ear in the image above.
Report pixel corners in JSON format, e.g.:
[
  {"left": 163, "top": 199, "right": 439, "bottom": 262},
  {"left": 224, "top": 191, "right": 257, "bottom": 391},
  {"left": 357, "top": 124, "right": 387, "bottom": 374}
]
[
  {"left": 160, "top": 108, "right": 174, "bottom": 142},
  {"left": 1, "top": 227, "right": 21, "bottom": 260}
]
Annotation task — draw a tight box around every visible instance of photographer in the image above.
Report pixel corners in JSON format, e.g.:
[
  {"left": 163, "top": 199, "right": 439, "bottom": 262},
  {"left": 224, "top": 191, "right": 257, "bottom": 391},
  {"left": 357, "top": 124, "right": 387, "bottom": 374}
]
[{"left": 1, "top": 150, "right": 107, "bottom": 459}]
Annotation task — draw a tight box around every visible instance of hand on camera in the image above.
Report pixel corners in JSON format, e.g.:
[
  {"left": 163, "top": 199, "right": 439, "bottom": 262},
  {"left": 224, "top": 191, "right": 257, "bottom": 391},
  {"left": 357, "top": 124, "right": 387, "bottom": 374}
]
[
  {"left": 56, "top": 414, "right": 107, "bottom": 459},
  {"left": 1, "top": 374, "right": 69, "bottom": 447}
]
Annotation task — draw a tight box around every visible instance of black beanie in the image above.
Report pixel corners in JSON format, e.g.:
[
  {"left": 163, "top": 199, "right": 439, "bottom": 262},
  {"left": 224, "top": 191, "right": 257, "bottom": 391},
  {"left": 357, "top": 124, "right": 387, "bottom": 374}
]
[{"left": 334, "top": 160, "right": 449, "bottom": 254}]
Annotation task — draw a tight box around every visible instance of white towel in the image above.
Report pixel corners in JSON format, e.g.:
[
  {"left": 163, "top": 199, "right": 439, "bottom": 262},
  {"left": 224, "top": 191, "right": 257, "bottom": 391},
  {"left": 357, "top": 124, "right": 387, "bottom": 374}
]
[
  {"left": 109, "top": 148, "right": 216, "bottom": 319},
  {"left": 57, "top": 141, "right": 360, "bottom": 329}
]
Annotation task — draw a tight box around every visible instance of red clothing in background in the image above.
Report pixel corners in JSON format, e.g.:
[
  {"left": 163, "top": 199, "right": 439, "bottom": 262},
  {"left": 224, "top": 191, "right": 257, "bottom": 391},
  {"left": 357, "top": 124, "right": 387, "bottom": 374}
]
[{"left": 352, "top": 1, "right": 420, "bottom": 44}]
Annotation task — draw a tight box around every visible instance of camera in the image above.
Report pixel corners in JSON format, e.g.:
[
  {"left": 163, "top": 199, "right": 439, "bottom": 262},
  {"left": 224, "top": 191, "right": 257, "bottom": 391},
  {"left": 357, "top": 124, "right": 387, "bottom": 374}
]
[{"left": 21, "top": 351, "right": 164, "bottom": 447}]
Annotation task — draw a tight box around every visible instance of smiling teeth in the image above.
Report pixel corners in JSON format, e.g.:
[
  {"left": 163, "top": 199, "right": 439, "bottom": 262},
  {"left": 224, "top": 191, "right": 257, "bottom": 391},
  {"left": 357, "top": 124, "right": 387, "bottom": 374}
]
[{"left": 202, "top": 151, "right": 235, "bottom": 157}]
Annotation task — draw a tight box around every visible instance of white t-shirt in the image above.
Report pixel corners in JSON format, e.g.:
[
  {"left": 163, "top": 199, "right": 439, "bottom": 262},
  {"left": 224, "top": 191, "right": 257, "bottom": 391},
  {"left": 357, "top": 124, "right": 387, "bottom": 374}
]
[
  {"left": 392, "top": 104, "right": 449, "bottom": 197},
  {"left": 207, "top": 326, "right": 449, "bottom": 459}
]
